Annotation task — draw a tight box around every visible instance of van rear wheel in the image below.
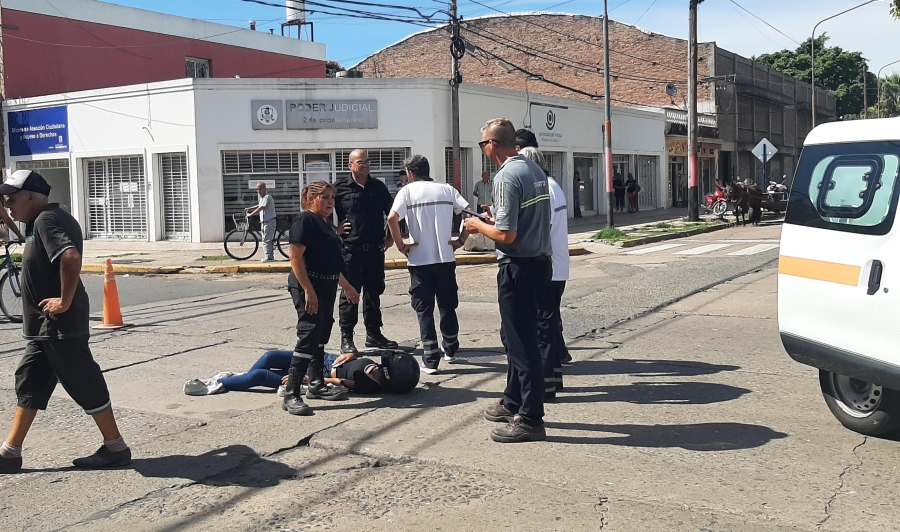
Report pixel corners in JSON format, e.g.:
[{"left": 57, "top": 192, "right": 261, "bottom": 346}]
[{"left": 819, "top": 370, "right": 900, "bottom": 436}]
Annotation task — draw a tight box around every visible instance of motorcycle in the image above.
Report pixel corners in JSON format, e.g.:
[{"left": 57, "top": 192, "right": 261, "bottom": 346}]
[
  {"left": 766, "top": 176, "right": 789, "bottom": 203},
  {"left": 703, "top": 183, "right": 729, "bottom": 217}
]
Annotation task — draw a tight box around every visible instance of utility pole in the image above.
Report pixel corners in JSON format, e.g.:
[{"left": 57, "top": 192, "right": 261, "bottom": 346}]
[
  {"left": 0, "top": 0, "right": 7, "bottom": 178},
  {"left": 603, "top": 0, "right": 614, "bottom": 228},
  {"left": 449, "top": 0, "right": 462, "bottom": 196},
  {"left": 687, "top": 0, "right": 703, "bottom": 221},
  {"left": 862, "top": 62, "right": 868, "bottom": 119}
]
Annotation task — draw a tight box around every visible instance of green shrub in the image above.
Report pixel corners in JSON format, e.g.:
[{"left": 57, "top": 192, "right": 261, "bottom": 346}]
[{"left": 594, "top": 227, "right": 626, "bottom": 241}]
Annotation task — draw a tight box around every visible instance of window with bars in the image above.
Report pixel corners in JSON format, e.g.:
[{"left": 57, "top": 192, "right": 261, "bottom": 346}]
[
  {"left": 86, "top": 156, "right": 147, "bottom": 239},
  {"left": 481, "top": 152, "right": 501, "bottom": 177},
  {"left": 160, "top": 153, "right": 190, "bottom": 240},
  {"left": 186, "top": 57, "right": 211, "bottom": 78},
  {"left": 16, "top": 159, "right": 68, "bottom": 170},
  {"left": 222, "top": 151, "right": 299, "bottom": 175}
]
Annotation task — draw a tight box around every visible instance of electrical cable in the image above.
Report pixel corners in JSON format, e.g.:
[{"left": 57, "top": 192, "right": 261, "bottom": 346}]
[
  {"left": 464, "top": 0, "right": 687, "bottom": 76},
  {"left": 727, "top": 0, "right": 801, "bottom": 45},
  {"left": 634, "top": 0, "right": 659, "bottom": 24}
]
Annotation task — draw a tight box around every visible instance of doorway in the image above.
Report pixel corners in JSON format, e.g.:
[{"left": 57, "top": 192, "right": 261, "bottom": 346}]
[
  {"left": 669, "top": 156, "right": 687, "bottom": 207},
  {"left": 573, "top": 155, "right": 597, "bottom": 213}
]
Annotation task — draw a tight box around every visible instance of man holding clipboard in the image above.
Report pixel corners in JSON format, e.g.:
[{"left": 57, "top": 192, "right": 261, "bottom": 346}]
[{"left": 387, "top": 155, "right": 471, "bottom": 375}]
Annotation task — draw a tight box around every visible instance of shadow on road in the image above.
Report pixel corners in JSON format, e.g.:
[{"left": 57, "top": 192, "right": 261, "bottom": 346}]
[
  {"left": 556, "top": 381, "right": 751, "bottom": 405},
  {"left": 544, "top": 421, "right": 787, "bottom": 450},
  {"left": 566, "top": 358, "right": 740, "bottom": 377},
  {"left": 131, "top": 444, "right": 296, "bottom": 487}
]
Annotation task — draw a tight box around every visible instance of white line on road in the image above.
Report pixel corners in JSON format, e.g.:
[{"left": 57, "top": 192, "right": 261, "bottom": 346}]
[
  {"left": 673, "top": 243, "right": 735, "bottom": 255},
  {"left": 725, "top": 244, "right": 780, "bottom": 256},
  {"left": 622, "top": 243, "right": 687, "bottom": 255}
]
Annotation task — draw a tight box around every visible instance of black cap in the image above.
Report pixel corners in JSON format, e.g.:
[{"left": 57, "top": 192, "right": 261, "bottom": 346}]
[
  {"left": 0, "top": 170, "right": 51, "bottom": 196},
  {"left": 515, "top": 129, "right": 538, "bottom": 149}
]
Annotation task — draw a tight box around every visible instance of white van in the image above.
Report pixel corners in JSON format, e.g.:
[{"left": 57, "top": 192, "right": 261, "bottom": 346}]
[{"left": 779, "top": 116, "right": 900, "bottom": 436}]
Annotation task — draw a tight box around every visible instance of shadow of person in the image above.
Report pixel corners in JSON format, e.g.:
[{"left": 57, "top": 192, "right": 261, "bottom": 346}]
[
  {"left": 544, "top": 421, "right": 787, "bottom": 451},
  {"left": 321, "top": 378, "right": 503, "bottom": 412},
  {"left": 566, "top": 358, "right": 740, "bottom": 378},
  {"left": 131, "top": 444, "right": 296, "bottom": 487},
  {"left": 556, "top": 381, "right": 751, "bottom": 405}
]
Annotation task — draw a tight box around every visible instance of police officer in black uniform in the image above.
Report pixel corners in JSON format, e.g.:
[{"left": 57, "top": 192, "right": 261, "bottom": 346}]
[{"left": 334, "top": 149, "right": 399, "bottom": 353}]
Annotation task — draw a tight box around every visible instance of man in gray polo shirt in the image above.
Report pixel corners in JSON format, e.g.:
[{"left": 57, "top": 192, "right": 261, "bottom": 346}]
[
  {"left": 464, "top": 118, "right": 552, "bottom": 443},
  {"left": 246, "top": 182, "right": 276, "bottom": 262}
]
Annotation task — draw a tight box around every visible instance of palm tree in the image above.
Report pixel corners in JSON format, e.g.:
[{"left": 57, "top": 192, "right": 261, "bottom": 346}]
[{"left": 878, "top": 73, "right": 900, "bottom": 118}]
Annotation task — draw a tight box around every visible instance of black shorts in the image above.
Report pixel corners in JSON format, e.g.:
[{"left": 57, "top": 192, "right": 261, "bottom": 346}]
[{"left": 15, "top": 338, "right": 112, "bottom": 414}]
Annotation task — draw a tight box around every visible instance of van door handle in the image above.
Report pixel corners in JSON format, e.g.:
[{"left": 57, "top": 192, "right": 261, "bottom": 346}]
[{"left": 867, "top": 260, "right": 884, "bottom": 295}]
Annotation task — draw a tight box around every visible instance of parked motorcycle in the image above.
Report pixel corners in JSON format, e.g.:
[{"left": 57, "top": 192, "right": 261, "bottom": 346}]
[
  {"left": 766, "top": 176, "right": 789, "bottom": 203},
  {"left": 703, "top": 183, "right": 729, "bottom": 217}
]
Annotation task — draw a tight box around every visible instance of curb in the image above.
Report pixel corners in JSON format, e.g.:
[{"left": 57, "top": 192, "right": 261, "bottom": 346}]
[
  {"left": 614, "top": 222, "right": 736, "bottom": 248},
  {"left": 82, "top": 246, "right": 590, "bottom": 275}
]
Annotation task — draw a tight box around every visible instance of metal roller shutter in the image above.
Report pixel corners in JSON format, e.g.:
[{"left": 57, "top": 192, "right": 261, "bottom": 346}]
[
  {"left": 86, "top": 156, "right": 147, "bottom": 239},
  {"left": 161, "top": 153, "right": 190, "bottom": 240},
  {"left": 638, "top": 156, "right": 658, "bottom": 209}
]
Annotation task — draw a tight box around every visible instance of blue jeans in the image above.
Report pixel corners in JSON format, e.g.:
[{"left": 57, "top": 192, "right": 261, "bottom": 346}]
[{"left": 219, "top": 350, "right": 292, "bottom": 391}]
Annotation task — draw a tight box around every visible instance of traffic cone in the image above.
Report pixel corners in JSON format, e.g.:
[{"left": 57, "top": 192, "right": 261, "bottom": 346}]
[{"left": 93, "top": 259, "right": 132, "bottom": 330}]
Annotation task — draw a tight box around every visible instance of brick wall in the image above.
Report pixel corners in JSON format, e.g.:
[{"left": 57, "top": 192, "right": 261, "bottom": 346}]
[{"left": 355, "top": 14, "right": 715, "bottom": 111}]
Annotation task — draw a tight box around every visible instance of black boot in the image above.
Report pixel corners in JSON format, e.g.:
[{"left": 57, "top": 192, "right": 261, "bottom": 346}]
[
  {"left": 305, "top": 359, "right": 349, "bottom": 401},
  {"left": 282, "top": 367, "right": 313, "bottom": 416},
  {"left": 341, "top": 329, "right": 358, "bottom": 354},
  {"left": 365, "top": 329, "right": 398, "bottom": 349}
]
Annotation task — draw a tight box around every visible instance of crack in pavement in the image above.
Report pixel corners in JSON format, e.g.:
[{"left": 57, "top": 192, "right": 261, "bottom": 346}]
[
  {"left": 817, "top": 436, "right": 867, "bottom": 528},
  {"left": 100, "top": 340, "right": 230, "bottom": 373}
]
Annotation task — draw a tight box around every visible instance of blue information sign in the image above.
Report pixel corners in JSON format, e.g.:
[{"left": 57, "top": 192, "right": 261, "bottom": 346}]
[{"left": 8, "top": 106, "right": 68, "bottom": 156}]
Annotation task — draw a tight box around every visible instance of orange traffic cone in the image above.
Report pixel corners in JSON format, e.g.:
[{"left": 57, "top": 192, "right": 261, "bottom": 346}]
[{"left": 93, "top": 259, "right": 132, "bottom": 330}]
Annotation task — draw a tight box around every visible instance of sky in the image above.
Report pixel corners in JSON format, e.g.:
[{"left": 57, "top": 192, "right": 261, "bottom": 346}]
[{"left": 105, "top": 0, "right": 900, "bottom": 75}]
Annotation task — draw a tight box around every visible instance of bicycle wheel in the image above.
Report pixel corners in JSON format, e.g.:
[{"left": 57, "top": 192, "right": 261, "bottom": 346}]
[
  {"left": 0, "top": 266, "right": 23, "bottom": 323},
  {"left": 224, "top": 230, "right": 259, "bottom": 260},
  {"left": 276, "top": 229, "right": 290, "bottom": 259}
]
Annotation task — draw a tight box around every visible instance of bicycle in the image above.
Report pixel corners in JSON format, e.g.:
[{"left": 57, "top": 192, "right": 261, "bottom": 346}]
[
  {"left": 0, "top": 241, "right": 23, "bottom": 323},
  {"left": 223, "top": 213, "right": 290, "bottom": 261}
]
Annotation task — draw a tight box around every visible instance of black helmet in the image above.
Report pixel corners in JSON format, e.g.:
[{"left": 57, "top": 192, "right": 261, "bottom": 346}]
[{"left": 379, "top": 350, "right": 420, "bottom": 393}]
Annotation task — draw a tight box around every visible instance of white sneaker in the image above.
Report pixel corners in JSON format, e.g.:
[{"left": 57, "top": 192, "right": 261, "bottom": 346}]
[
  {"left": 420, "top": 364, "right": 439, "bottom": 375},
  {"left": 441, "top": 345, "right": 464, "bottom": 364},
  {"left": 260, "top": 257, "right": 274, "bottom": 263},
  {"left": 211, "top": 371, "right": 236, "bottom": 381},
  {"left": 277, "top": 385, "right": 287, "bottom": 397}
]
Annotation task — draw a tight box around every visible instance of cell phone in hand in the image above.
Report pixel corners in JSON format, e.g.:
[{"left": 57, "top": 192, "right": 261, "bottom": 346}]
[{"left": 461, "top": 208, "right": 486, "bottom": 220}]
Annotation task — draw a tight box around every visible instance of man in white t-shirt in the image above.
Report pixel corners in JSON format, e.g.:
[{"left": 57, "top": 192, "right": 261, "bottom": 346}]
[
  {"left": 518, "top": 145, "right": 570, "bottom": 399},
  {"left": 387, "top": 155, "right": 471, "bottom": 375}
]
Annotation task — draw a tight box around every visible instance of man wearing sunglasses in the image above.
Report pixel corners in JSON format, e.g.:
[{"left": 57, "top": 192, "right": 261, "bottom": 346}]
[
  {"left": 465, "top": 118, "right": 552, "bottom": 443},
  {"left": 0, "top": 170, "right": 130, "bottom": 473},
  {"left": 334, "top": 149, "right": 399, "bottom": 353}
]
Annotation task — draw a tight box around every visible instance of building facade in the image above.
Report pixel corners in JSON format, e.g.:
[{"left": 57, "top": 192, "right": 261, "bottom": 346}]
[
  {"left": 4, "top": 78, "right": 666, "bottom": 242},
  {"left": 354, "top": 13, "right": 836, "bottom": 201},
  {"left": 1, "top": 0, "right": 327, "bottom": 99}
]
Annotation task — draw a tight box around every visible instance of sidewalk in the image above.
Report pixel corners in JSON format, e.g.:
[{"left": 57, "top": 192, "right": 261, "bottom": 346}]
[{"left": 79, "top": 207, "right": 692, "bottom": 274}]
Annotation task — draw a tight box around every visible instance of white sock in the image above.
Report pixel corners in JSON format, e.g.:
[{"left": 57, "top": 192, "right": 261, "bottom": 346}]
[
  {"left": 104, "top": 436, "right": 128, "bottom": 453},
  {"left": 0, "top": 442, "right": 22, "bottom": 459}
]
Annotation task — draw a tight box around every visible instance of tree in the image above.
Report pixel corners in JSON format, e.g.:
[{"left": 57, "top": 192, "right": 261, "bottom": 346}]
[
  {"left": 893, "top": 0, "right": 899, "bottom": 18},
  {"left": 325, "top": 60, "right": 346, "bottom": 78},
  {"left": 755, "top": 34, "right": 876, "bottom": 119},
  {"left": 876, "top": 73, "right": 900, "bottom": 118}
]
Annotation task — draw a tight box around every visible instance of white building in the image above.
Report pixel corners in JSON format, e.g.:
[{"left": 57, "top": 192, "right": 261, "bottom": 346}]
[{"left": 4, "top": 78, "right": 666, "bottom": 242}]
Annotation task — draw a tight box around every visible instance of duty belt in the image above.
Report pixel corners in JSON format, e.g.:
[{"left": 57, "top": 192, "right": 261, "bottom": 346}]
[
  {"left": 498, "top": 255, "right": 551, "bottom": 265},
  {"left": 307, "top": 271, "right": 341, "bottom": 281},
  {"left": 344, "top": 243, "right": 383, "bottom": 252}
]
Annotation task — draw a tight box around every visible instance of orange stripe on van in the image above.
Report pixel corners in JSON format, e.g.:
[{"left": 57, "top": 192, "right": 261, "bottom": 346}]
[{"left": 778, "top": 256, "right": 861, "bottom": 286}]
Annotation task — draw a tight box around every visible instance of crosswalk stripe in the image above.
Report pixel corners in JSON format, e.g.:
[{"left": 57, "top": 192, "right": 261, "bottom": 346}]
[
  {"left": 725, "top": 244, "right": 780, "bottom": 256},
  {"left": 623, "top": 243, "right": 687, "bottom": 255},
  {"left": 673, "top": 243, "right": 734, "bottom": 255}
]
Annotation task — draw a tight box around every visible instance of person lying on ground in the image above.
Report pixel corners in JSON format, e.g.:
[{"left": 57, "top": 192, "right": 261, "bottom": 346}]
[{"left": 183, "top": 349, "right": 420, "bottom": 396}]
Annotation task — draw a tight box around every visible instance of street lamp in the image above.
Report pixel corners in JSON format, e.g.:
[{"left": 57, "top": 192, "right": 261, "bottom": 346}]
[
  {"left": 877, "top": 59, "right": 900, "bottom": 117},
  {"left": 810, "top": 0, "right": 881, "bottom": 127}
]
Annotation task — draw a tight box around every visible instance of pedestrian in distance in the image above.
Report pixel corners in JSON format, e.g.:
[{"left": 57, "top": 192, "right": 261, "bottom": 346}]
[
  {"left": 283, "top": 180, "right": 361, "bottom": 416},
  {"left": 335, "top": 149, "right": 399, "bottom": 353},
  {"left": 0, "top": 170, "right": 131, "bottom": 473},
  {"left": 473, "top": 171, "right": 493, "bottom": 214},
  {"left": 465, "top": 118, "right": 553, "bottom": 443},
  {"left": 245, "top": 182, "right": 277, "bottom": 262},
  {"left": 613, "top": 173, "right": 626, "bottom": 213},
  {"left": 572, "top": 171, "right": 583, "bottom": 218},
  {"left": 626, "top": 173, "right": 641, "bottom": 213},
  {"left": 387, "top": 155, "right": 471, "bottom": 375},
  {"left": 518, "top": 146, "right": 571, "bottom": 397}
]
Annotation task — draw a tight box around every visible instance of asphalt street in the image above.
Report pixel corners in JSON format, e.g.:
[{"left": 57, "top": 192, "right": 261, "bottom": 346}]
[{"left": 0, "top": 221, "right": 892, "bottom": 531}]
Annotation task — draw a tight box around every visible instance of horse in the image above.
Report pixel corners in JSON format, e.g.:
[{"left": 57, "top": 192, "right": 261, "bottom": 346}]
[{"left": 725, "top": 183, "right": 766, "bottom": 225}]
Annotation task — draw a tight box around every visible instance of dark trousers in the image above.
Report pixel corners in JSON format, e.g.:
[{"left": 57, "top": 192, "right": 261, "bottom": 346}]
[
  {"left": 498, "top": 259, "right": 552, "bottom": 425},
  {"left": 15, "top": 337, "right": 111, "bottom": 414},
  {"left": 289, "top": 275, "right": 338, "bottom": 383},
  {"left": 538, "top": 281, "right": 566, "bottom": 396},
  {"left": 409, "top": 262, "right": 460, "bottom": 369},
  {"left": 338, "top": 247, "right": 386, "bottom": 333}
]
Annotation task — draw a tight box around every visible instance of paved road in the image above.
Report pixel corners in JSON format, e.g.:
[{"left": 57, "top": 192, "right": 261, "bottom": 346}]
[{"left": 1, "top": 220, "right": 893, "bottom": 531}]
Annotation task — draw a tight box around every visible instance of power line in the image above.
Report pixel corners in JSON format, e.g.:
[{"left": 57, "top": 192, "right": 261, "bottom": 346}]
[
  {"left": 634, "top": 0, "right": 660, "bottom": 24},
  {"left": 727, "top": 0, "right": 801, "bottom": 46},
  {"left": 726, "top": 2, "right": 782, "bottom": 48},
  {"left": 238, "top": 0, "right": 446, "bottom": 26},
  {"left": 463, "top": 0, "right": 686, "bottom": 76}
]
